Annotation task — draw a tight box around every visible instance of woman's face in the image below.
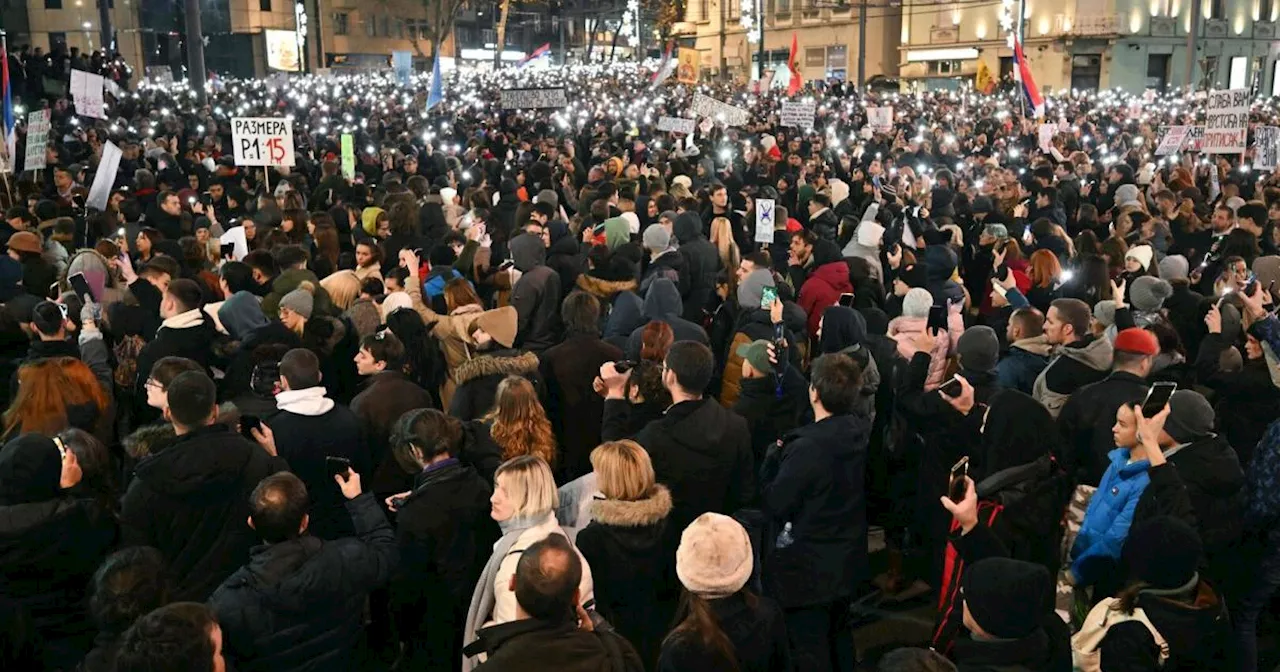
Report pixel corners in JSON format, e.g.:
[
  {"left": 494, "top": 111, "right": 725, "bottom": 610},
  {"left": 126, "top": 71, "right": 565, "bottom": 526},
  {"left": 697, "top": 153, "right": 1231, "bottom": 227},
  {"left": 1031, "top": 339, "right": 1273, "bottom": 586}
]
[
  {"left": 1247, "top": 334, "right": 1264, "bottom": 360},
  {"left": 377, "top": 218, "right": 391, "bottom": 239},
  {"left": 355, "top": 244, "right": 374, "bottom": 268},
  {"left": 279, "top": 306, "right": 303, "bottom": 332},
  {"left": 281, "top": 218, "right": 294, "bottom": 233},
  {"left": 490, "top": 476, "right": 514, "bottom": 521},
  {"left": 136, "top": 234, "right": 151, "bottom": 254},
  {"left": 1124, "top": 257, "right": 1143, "bottom": 273},
  {"left": 647, "top": 199, "right": 658, "bottom": 218},
  {"left": 188, "top": 174, "right": 200, "bottom": 189},
  {"left": 195, "top": 228, "right": 209, "bottom": 243},
  {"left": 307, "top": 221, "right": 316, "bottom": 236},
  {"left": 243, "top": 220, "right": 257, "bottom": 240},
  {"left": 1113, "top": 405, "right": 1138, "bottom": 449}
]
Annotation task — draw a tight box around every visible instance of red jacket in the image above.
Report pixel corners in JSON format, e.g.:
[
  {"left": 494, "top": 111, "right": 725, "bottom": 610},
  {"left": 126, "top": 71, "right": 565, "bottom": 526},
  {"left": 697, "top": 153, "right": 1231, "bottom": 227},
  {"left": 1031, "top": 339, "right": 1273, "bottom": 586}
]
[{"left": 798, "top": 260, "right": 853, "bottom": 339}]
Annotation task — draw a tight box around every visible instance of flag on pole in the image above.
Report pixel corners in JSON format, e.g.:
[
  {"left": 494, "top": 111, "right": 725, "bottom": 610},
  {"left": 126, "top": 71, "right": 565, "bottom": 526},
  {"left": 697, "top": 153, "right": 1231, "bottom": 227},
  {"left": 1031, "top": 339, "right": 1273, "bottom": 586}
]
[
  {"left": 517, "top": 43, "right": 551, "bottom": 68},
  {"left": 786, "top": 33, "right": 802, "bottom": 96},
  {"left": 975, "top": 60, "right": 995, "bottom": 95},
  {"left": 1012, "top": 35, "right": 1044, "bottom": 117},
  {"left": 426, "top": 55, "right": 444, "bottom": 111},
  {"left": 651, "top": 41, "right": 675, "bottom": 89},
  {"left": 1, "top": 33, "right": 14, "bottom": 171}
]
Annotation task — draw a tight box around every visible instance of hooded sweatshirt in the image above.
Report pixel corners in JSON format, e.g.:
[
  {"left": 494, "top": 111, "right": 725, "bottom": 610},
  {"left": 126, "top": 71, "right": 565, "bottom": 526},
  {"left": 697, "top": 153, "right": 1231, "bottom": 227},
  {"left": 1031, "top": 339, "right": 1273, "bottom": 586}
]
[
  {"left": 508, "top": 233, "right": 563, "bottom": 352},
  {"left": 674, "top": 212, "right": 719, "bottom": 323},
  {"left": 624, "top": 278, "right": 709, "bottom": 361}
]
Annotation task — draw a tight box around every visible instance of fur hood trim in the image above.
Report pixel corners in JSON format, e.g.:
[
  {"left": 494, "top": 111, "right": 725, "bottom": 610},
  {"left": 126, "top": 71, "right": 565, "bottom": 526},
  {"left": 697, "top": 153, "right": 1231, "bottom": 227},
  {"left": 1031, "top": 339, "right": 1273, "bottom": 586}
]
[
  {"left": 589, "top": 485, "right": 672, "bottom": 527},
  {"left": 576, "top": 274, "right": 639, "bottom": 300},
  {"left": 124, "top": 423, "right": 177, "bottom": 460},
  {"left": 453, "top": 351, "right": 539, "bottom": 386}
]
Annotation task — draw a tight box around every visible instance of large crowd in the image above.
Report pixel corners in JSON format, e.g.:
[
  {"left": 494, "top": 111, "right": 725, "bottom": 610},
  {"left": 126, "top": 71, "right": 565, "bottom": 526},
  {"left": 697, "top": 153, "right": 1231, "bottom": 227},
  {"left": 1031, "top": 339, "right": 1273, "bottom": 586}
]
[{"left": 0, "top": 42, "right": 1277, "bottom": 672}]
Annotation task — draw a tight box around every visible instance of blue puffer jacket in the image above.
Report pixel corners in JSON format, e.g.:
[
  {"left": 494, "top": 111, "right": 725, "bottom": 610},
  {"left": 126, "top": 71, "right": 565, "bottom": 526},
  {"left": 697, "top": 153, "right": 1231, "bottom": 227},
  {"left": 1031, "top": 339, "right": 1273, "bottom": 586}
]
[{"left": 1070, "top": 448, "right": 1151, "bottom": 587}]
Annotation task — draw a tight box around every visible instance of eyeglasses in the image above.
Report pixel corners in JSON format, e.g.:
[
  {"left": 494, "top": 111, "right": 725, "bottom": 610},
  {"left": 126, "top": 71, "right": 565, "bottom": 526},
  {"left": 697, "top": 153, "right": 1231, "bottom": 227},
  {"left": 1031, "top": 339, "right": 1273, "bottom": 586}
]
[{"left": 144, "top": 378, "right": 163, "bottom": 391}]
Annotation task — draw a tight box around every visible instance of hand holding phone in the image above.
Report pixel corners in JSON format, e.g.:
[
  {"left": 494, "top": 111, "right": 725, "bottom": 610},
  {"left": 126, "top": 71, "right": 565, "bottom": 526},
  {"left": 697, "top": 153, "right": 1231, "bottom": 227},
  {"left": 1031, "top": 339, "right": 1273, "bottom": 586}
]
[
  {"left": 947, "top": 456, "right": 970, "bottom": 503},
  {"left": 326, "top": 456, "right": 353, "bottom": 481},
  {"left": 1140, "top": 382, "right": 1177, "bottom": 419},
  {"left": 760, "top": 285, "right": 779, "bottom": 311}
]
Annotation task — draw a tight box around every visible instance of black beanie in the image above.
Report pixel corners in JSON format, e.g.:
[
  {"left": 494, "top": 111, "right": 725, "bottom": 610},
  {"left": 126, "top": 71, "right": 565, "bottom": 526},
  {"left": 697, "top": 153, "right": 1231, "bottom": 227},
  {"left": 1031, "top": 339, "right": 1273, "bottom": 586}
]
[
  {"left": 1121, "top": 516, "right": 1202, "bottom": 590},
  {"left": 962, "top": 557, "right": 1050, "bottom": 639},
  {"left": 897, "top": 263, "right": 928, "bottom": 289},
  {"left": 0, "top": 434, "right": 63, "bottom": 505}
]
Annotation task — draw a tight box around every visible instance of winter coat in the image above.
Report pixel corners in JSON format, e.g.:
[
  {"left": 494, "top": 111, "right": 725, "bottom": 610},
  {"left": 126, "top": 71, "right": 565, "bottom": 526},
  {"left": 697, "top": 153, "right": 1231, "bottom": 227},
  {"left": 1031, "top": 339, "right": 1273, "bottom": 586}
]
[
  {"left": 1071, "top": 449, "right": 1152, "bottom": 588},
  {"left": 656, "top": 591, "right": 792, "bottom": 672},
  {"left": 350, "top": 371, "right": 436, "bottom": 497},
  {"left": 603, "top": 398, "right": 755, "bottom": 534},
  {"left": 220, "top": 321, "right": 303, "bottom": 402},
  {"left": 478, "top": 513, "right": 595, "bottom": 632},
  {"left": 623, "top": 278, "right": 709, "bottom": 361},
  {"left": 761, "top": 413, "right": 870, "bottom": 608},
  {"left": 798, "top": 260, "right": 854, "bottom": 339},
  {"left": 120, "top": 424, "right": 288, "bottom": 601},
  {"left": 1093, "top": 580, "right": 1233, "bottom": 672},
  {"left": 995, "top": 335, "right": 1052, "bottom": 395},
  {"left": 640, "top": 250, "right": 689, "bottom": 298},
  {"left": 511, "top": 266, "right": 563, "bottom": 353},
  {"left": 1166, "top": 434, "right": 1245, "bottom": 556},
  {"left": 1033, "top": 335, "right": 1114, "bottom": 418},
  {"left": 546, "top": 229, "right": 585, "bottom": 294},
  {"left": 576, "top": 274, "right": 642, "bottom": 336},
  {"left": 209, "top": 493, "right": 397, "bottom": 672},
  {"left": 539, "top": 334, "right": 624, "bottom": 483},
  {"left": 674, "top": 214, "right": 720, "bottom": 324},
  {"left": 1058, "top": 371, "right": 1151, "bottom": 486},
  {"left": 266, "top": 389, "right": 369, "bottom": 540},
  {"left": 1195, "top": 333, "right": 1280, "bottom": 467},
  {"left": 467, "top": 618, "right": 644, "bottom": 672},
  {"left": 576, "top": 485, "right": 676, "bottom": 668},
  {"left": 449, "top": 350, "right": 541, "bottom": 422},
  {"left": 808, "top": 208, "right": 840, "bottom": 241},
  {"left": 719, "top": 306, "right": 802, "bottom": 408},
  {"left": 732, "top": 367, "right": 809, "bottom": 466},
  {"left": 888, "top": 307, "right": 964, "bottom": 391},
  {"left": 132, "top": 308, "right": 220, "bottom": 400}
]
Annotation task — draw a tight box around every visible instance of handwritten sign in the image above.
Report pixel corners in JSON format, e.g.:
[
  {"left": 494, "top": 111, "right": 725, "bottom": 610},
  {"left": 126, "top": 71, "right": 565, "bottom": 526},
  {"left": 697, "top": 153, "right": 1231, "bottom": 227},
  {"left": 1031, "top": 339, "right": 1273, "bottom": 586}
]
[
  {"left": 499, "top": 88, "right": 568, "bottom": 109},
  {"left": 1038, "top": 124, "right": 1055, "bottom": 153},
  {"left": 1203, "top": 88, "right": 1249, "bottom": 154},
  {"left": 657, "top": 116, "right": 696, "bottom": 134},
  {"left": 1155, "top": 125, "right": 1191, "bottom": 156},
  {"left": 70, "top": 69, "right": 106, "bottom": 119},
  {"left": 24, "top": 110, "right": 51, "bottom": 171},
  {"left": 1185, "top": 125, "right": 1205, "bottom": 152},
  {"left": 755, "top": 198, "right": 776, "bottom": 244},
  {"left": 780, "top": 101, "right": 816, "bottom": 129},
  {"left": 231, "top": 117, "right": 296, "bottom": 167},
  {"left": 690, "top": 93, "right": 749, "bottom": 127},
  {"left": 867, "top": 106, "right": 893, "bottom": 133},
  {"left": 1255, "top": 126, "right": 1280, "bottom": 170}
]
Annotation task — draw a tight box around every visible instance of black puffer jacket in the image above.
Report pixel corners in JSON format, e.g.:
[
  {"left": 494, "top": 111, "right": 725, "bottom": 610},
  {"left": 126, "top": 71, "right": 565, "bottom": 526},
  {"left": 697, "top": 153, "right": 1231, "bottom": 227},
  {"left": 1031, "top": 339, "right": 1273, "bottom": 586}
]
[
  {"left": 1167, "top": 434, "right": 1245, "bottom": 562},
  {"left": 209, "top": 493, "right": 398, "bottom": 672},
  {"left": 674, "top": 212, "right": 719, "bottom": 324}
]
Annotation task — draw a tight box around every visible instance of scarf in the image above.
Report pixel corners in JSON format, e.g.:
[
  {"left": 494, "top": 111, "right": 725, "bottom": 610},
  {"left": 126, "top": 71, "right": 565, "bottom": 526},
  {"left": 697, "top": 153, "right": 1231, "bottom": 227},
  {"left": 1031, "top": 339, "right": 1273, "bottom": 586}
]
[
  {"left": 274, "top": 387, "right": 335, "bottom": 416},
  {"left": 462, "top": 511, "right": 554, "bottom": 671}
]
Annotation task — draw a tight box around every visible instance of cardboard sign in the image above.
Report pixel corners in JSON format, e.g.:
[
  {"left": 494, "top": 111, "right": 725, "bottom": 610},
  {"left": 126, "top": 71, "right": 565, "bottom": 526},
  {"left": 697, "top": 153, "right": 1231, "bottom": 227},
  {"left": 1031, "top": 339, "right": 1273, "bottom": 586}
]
[
  {"left": 341, "top": 134, "right": 356, "bottom": 180},
  {"left": 1255, "top": 126, "right": 1280, "bottom": 171},
  {"left": 86, "top": 141, "right": 122, "bottom": 211},
  {"left": 23, "top": 110, "right": 52, "bottom": 171},
  {"left": 780, "top": 101, "right": 816, "bottom": 129},
  {"left": 231, "top": 117, "right": 296, "bottom": 167},
  {"left": 867, "top": 106, "right": 893, "bottom": 133},
  {"left": 690, "top": 93, "right": 749, "bottom": 126},
  {"left": 1155, "top": 125, "right": 1191, "bottom": 156},
  {"left": 1203, "top": 88, "right": 1249, "bottom": 154},
  {"left": 657, "top": 116, "right": 696, "bottom": 134},
  {"left": 70, "top": 69, "right": 106, "bottom": 119},
  {"left": 755, "top": 198, "right": 776, "bottom": 244},
  {"left": 499, "top": 88, "right": 568, "bottom": 109}
]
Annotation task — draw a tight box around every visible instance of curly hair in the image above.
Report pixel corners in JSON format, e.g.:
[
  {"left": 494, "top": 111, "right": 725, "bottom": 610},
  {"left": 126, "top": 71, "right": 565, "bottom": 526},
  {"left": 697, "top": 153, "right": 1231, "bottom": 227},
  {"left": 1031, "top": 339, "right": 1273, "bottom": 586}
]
[{"left": 485, "top": 376, "right": 556, "bottom": 466}]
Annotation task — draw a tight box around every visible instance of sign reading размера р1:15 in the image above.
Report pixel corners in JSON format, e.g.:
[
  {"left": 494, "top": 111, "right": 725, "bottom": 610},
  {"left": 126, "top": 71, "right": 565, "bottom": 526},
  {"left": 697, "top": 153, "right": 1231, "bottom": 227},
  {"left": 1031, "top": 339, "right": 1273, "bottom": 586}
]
[{"left": 231, "top": 117, "right": 296, "bottom": 167}]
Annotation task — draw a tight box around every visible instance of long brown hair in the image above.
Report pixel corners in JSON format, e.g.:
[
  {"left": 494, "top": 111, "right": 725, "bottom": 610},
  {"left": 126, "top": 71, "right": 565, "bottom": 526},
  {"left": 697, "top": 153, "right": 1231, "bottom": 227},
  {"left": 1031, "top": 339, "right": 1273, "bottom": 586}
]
[
  {"left": 640, "top": 320, "right": 674, "bottom": 362},
  {"left": 665, "top": 589, "right": 744, "bottom": 669},
  {"left": 443, "top": 278, "right": 482, "bottom": 313},
  {"left": 5, "top": 357, "right": 109, "bottom": 438},
  {"left": 312, "top": 223, "right": 340, "bottom": 269},
  {"left": 1028, "top": 249, "right": 1062, "bottom": 289},
  {"left": 485, "top": 376, "right": 556, "bottom": 465}
]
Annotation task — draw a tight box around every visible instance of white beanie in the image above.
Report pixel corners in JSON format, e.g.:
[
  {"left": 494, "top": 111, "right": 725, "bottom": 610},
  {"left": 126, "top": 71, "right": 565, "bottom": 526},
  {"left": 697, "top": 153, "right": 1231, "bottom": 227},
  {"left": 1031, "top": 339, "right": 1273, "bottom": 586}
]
[
  {"left": 856, "top": 221, "right": 886, "bottom": 248},
  {"left": 829, "top": 179, "right": 850, "bottom": 207},
  {"left": 440, "top": 187, "right": 457, "bottom": 203},
  {"left": 676, "top": 513, "right": 753, "bottom": 599},
  {"left": 903, "top": 287, "right": 934, "bottom": 319},
  {"left": 1126, "top": 244, "right": 1155, "bottom": 271},
  {"left": 671, "top": 175, "right": 693, "bottom": 190},
  {"left": 380, "top": 291, "right": 413, "bottom": 320}
]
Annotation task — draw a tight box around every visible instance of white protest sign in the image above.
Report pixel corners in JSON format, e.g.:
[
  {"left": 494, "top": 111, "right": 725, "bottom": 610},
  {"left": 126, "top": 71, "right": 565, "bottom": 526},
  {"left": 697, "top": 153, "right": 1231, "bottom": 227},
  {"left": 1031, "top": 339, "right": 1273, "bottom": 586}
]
[
  {"left": 1255, "top": 126, "right": 1280, "bottom": 171},
  {"left": 867, "top": 106, "right": 893, "bottom": 133},
  {"left": 499, "top": 88, "right": 568, "bottom": 109},
  {"left": 86, "top": 141, "right": 122, "bottom": 211},
  {"left": 231, "top": 118, "right": 296, "bottom": 167},
  {"left": 24, "top": 110, "right": 51, "bottom": 171},
  {"left": 145, "top": 66, "right": 174, "bottom": 85},
  {"left": 1038, "top": 124, "right": 1055, "bottom": 153},
  {"left": 1203, "top": 88, "right": 1249, "bottom": 154},
  {"left": 690, "top": 93, "right": 749, "bottom": 126},
  {"left": 70, "top": 69, "right": 106, "bottom": 119},
  {"left": 219, "top": 226, "right": 250, "bottom": 261},
  {"left": 1185, "top": 126, "right": 1205, "bottom": 152},
  {"left": 657, "top": 117, "right": 697, "bottom": 134},
  {"left": 779, "top": 101, "right": 816, "bottom": 129},
  {"left": 755, "top": 199, "right": 776, "bottom": 244},
  {"left": 1155, "top": 125, "right": 1191, "bottom": 155}
]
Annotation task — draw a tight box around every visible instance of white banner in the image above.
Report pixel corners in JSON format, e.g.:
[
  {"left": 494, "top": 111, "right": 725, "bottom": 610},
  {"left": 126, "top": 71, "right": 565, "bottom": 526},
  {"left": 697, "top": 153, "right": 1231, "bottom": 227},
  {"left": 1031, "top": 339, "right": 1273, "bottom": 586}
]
[
  {"left": 1155, "top": 125, "right": 1191, "bottom": 156},
  {"left": 231, "top": 118, "right": 296, "bottom": 167},
  {"left": 499, "top": 88, "right": 568, "bottom": 109},
  {"left": 1203, "top": 88, "right": 1249, "bottom": 154},
  {"left": 1038, "top": 124, "right": 1055, "bottom": 153},
  {"left": 867, "top": 106, "right": 893, "bottom": 133},
  {"left": 1255, "top": 126, "right": 1280, "bottom": 171},
  {"left": 70, "top": 69, "right": 106, "bottom": 119},
  {"left": 24, "top": 110, "right": 51, "bottom": 171},
  {"left": 265, "top": 29, "right": 302, "bottom": 72},
  {"left": 779, "top": 101, "right": 816, "bottom": 129},
  {"left": 656, "top": 116, "right": 696, "bottom": 134},
  {"left": 87, "top": 141, "right": 122, "bottom": 212},
  {"left": 755, "top": 198, "right": 776, "bottom": 244},
  {"left": 690, "top": 93, "right": 749, "bottom": 127},
  {"left": 1185, "top": 125, "right": 1205, "bottom": 152}
]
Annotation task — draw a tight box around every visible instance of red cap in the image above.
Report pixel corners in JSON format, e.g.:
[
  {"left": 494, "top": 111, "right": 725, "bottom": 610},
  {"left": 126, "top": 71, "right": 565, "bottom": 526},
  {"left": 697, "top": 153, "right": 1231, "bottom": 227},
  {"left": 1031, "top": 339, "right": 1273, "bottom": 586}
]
[
  {"left": 1114, "top": 328, "right": 1159, "bottom": 356},
  {"left": 785, "top": 218, "right": 803, "bottom": 233}
]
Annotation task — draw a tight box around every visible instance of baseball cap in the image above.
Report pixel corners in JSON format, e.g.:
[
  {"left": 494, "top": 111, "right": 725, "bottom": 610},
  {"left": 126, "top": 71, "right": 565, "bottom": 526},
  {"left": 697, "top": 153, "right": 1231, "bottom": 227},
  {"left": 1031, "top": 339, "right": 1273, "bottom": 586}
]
[{"left": 735, "top": 339, "right": 775, "bottom": 376}]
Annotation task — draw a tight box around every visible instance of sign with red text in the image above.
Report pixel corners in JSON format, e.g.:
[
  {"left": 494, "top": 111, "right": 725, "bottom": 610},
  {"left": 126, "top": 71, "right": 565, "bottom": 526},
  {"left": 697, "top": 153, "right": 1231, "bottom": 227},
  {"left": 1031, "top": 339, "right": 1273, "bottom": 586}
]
[
  {"left": 1202, "top": 88, "right": 1249, "bottom": 154},
  {"left": 231, "top": 117, "right": 296, "bottom": 167}
]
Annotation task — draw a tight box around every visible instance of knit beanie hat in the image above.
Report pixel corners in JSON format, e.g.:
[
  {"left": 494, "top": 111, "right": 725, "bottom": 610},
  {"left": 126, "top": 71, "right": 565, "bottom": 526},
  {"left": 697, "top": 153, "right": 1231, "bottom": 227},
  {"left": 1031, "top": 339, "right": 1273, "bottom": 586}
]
[
  {"left": 1164, "top": 389, "right": 1215, "bottom": 444},
  {"left": 642, "top": 223, "right": 671, "bottom": 253},
  {"left": 1125, "top": 244, "right": 1155, "bottom": 272},
  {"left": 380, "top": 291, "right": 414, "bottom": 321},
  {"left": 956, "top": 326, "right": 999, "bottom": 373},
  {"left": 659, "top": 210, "right": 679, "bottom": 226},
  {"left": 534, "top": 189, "right": 559, "bottom": 211},
  {"left": 1114, "top": 327, "right": 1159, "bottom": 356},
  {"left": 902, "top": 288, "right": 934, "bottom": 319},
  {"left": 737, "top": 269, "right": 773, "bottom": 310},
  {"left": 217, "top": 290, "right": 268, "bottom": 340},
  {"left": 676, "top": 513, "right": 753, "bottom": 599},
  {"left": 1158, "top": 254, "right": 1190, "bottom": 282},
  {"left": 1114, "top": 184, "right": 1142, "bottom": 209},
  {"left": 1129, "top": 276, "right": 1173, "bottom": 313},
  {"left": 361, "top": 207, "right": 386, "bottom": 236},
  {"left": 1093, "top": 300, "right": 1118, "bottom": 329},
  {"left": 897, "top": 263, "right": 929, "bottom": 289},
  {"left": 0, "top": 434, "right": 63, "bottom": 505},
  {"left": 1121, "top": 516, "right": 1202, "bottom": 590},
  {"left": 962, "top": 557, "right": 1051, "bottom": 639},
  {"left": 279, "top": 282, "right": 316, "bottom": 320}
]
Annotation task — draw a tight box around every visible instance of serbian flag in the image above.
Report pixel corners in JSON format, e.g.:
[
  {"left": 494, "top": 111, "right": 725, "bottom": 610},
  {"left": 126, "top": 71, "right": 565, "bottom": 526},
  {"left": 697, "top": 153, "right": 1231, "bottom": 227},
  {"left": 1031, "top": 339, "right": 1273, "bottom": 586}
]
[
  {"left": 786, "top": 32, "right": 802, "bottom": 96},
  {"left": 1012, "top": 35, "right": 1044, "bottom": 118},
  {"left": 518, "top": 43, "right": 551, "bottom": 68},
  {"left": 1, "top": 33, "right": 14, "bottom": 170},
  {"left": 651, "top": 40, "right": 676, "bottom": 89}
]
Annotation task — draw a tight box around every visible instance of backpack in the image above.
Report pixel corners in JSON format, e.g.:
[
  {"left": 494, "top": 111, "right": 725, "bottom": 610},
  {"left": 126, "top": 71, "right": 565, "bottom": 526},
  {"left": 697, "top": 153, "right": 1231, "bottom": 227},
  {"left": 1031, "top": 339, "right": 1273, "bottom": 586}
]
[{"left": 1071, "top": 597, "right": 1170, "bottom": 671}]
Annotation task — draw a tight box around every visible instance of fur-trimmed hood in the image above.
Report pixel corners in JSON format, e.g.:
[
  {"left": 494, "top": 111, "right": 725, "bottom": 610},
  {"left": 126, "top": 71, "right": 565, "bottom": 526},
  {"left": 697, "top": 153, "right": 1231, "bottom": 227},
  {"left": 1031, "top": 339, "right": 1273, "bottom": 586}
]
[
  {"left": 590, "top": 485, "right": 672, "bottom": 527},
  {"left": 453, "top": 350, "right": 539, "bottom": 386},
  {"left": 576, "top": 273, "right": 638, "bottom": 300},
  {"left": 124, "top": 423, "right": 178, "bottom": 460}
]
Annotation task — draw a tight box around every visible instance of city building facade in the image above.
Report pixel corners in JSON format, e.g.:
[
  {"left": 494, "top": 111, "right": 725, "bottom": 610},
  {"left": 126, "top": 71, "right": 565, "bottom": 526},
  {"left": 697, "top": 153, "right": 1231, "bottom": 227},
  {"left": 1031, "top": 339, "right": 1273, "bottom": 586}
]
[{"left": 1, "top": 0, "right": 146, "bottom": 71}]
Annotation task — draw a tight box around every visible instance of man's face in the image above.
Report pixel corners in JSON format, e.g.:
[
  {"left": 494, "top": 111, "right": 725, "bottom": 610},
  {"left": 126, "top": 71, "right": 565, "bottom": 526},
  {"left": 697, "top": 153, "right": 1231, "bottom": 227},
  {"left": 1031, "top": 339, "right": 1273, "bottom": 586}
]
[
  {"left": 1036, "top": 193, "right": 1050, "bottom": 208},
  {"left": 712, "top": 188, "right": 728, "bottom": 209},
  {"left": 530, "top": 211, "right": 548, "bottom": 226},
  {"left": 385, "top": 276, "right": 403, "bottom": 292},
  {"left": 7, "top": 217, "right": 26, "bottom": 232},
  {"left": 354, "top": 347, "right": 383, "bottom": 376},
  {"left": 736, "top": 259, "right": 758, "bottom": 286},
  {"left": 145, "top": 378, "right": 167, "bottom": 409},
  {"left": 54, "top": 170, "right": 71, "bottom": 189},
  {"left": 789, "top": 236, "right": 811, "bottom": 263},
  {"left": 404, "top": 158, "right": 418, "bottom": 174},
  {"left": 209, "top": 184, "right": 225, "bottom": 201},
  {"left": 160, "top": 194, "right": 182, "bottom": 216},
  {"left": 1212, "top": 208, "right": 1233, "bottom": 233},
  {"left": 1043, "top": 306, "right": 1070, "bottom": 345},
  {"left": 1158, "top": 197, "right": 1176, "bottom": 215},
  {"left": 189, "top": 174, "right": 200, "bottom": 189}
]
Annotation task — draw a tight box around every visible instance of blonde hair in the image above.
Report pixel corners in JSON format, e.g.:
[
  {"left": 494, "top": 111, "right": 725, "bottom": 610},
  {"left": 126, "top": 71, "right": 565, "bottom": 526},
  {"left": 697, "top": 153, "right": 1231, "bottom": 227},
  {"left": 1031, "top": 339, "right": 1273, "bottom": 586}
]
[
  {"left": 495, "top": 455, "right": 558, "bottom": 517},
  {"left": 590, "top": 440, "right": 656, "bottom": 501},
  {"left": 320, "top": 270, "right": 362, "bottom": 310},
  {"left": 710, "top": 217, "right": 740, "bottom": 292}
]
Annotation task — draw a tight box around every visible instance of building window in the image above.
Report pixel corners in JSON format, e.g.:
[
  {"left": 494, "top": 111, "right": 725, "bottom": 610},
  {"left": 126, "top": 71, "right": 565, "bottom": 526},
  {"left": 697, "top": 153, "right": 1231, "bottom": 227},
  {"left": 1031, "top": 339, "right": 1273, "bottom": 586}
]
[
  {"left": 1272, "top": 61, "right": 1280, "bottom": 95},
  {"left": 1263, "top": 0, "right": 1275, "bottom": 20},
  {"left": 365, "top": 14, "right": 377, "bottom": 37},
  {"left": 805, "top": 47, "right": 824, "bottom": 67},
  {"left": 1209, "top": 0, "right": 1224, "bottom": 18},
  {"left": 332, "top": 12, "right": 349, "bottom": 35},
  {"left": 927, "top": 59, "right": 963, "bottom": 75},
  {"left": 1229, "top": 55, "right": 1247, "bottom": 88},
  {"left": 45, "top": 0, "right": 61, "bottom": 8},
  {"left": 699, "top": 0, "right": 709, "bottom": 20},
  {"left": 382, "top": 16, "right": 391, "bottom": 36},
  {"left": 778, "top": 0, "right": 791, "bottom": 13},
  {"left": 394, "top": 18, "right": 404, "bottom": 39},
  {"left": 1145, "top": 54, "right": 1170, "bottom": 90},
  {"left": 48, "top": 32, "right": 67, "bottom": 49},
  {"left": 259, "top": 0, "right": 270, "bottom": 10}
]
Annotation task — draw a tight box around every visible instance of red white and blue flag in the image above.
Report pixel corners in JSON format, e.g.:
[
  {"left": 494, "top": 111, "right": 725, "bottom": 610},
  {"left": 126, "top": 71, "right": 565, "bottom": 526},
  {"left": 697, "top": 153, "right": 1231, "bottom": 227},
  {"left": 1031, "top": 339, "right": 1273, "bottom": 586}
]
[
  {"left": 1, "top": 33, "right": 15, "bottom": 171},
  {"left": 517, "top": 43, "right": 551, "bottom": 69},
  {"left": 651, "top": 40, "right": 676, "bottom": 89},
  {"left": 1012, "top": 34, "right": 1044, "bottom": 118}
]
